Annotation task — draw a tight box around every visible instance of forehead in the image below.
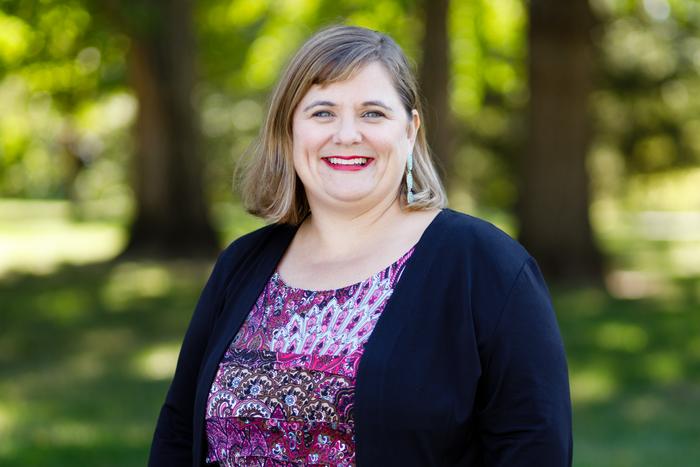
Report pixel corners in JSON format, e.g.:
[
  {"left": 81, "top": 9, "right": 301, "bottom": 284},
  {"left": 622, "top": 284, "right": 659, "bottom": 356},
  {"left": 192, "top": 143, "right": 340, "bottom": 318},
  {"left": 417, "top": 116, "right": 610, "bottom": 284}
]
[{"left": 300, "top": 62, "right": 401, "bottom": 104}]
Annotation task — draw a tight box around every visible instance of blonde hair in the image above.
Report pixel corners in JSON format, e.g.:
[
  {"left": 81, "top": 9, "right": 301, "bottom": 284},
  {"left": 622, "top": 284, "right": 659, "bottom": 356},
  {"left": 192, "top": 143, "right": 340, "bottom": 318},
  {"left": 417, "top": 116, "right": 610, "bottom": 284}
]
[{"left": 238, "top": 25, "right": 447, "bottom": 225}]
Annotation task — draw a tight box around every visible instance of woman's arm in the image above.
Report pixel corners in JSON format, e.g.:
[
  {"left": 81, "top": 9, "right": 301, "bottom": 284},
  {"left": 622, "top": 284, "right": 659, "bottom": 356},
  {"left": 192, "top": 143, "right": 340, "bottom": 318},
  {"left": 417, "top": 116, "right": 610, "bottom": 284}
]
[
  {"left": 476, "top": 257, "right": 573, "bottom": 466},
  {"left": 148, "top": 249, "right": 233, "bottom": 467}
]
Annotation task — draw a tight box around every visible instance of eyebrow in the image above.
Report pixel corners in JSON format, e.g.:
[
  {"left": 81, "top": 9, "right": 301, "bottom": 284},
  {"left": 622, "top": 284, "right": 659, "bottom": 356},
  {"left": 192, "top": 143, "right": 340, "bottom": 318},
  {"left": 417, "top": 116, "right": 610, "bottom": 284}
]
[
  {"left": 363, "top": 100, "right": 394, "bottom": 111},
  {"left": 302, "top": 100, "right": 394, "bottom": 112},
  {"left": 302, "top": 100, "right": 335, "bottom": 112}
]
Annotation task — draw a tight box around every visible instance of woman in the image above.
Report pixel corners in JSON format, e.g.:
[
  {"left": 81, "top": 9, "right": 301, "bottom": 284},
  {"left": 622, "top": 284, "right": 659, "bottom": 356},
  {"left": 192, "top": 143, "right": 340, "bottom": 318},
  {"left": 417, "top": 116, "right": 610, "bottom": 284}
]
[{"left": 149, "top": 25, "right": 572, "bottom": 466}]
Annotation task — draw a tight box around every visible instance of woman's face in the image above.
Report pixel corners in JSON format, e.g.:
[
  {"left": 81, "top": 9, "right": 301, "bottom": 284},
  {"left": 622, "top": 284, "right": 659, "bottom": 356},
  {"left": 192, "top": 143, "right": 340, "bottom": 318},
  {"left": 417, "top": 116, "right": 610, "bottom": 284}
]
[{"left": 292, "top": 61, "right": 419, "bottom": 212}]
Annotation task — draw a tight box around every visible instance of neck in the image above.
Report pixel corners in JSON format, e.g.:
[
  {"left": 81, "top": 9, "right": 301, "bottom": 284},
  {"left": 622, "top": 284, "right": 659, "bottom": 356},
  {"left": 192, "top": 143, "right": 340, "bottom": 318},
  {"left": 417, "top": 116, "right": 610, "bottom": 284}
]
[{"left": 299, "top": 196, "right": 405, "bottom": 261}]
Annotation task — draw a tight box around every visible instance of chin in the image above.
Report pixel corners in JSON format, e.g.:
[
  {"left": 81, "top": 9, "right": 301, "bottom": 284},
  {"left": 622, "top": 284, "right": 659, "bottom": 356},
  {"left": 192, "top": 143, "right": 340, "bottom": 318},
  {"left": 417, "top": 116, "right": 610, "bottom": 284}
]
[
  {"left": 328, "top": 192, "right": 374, "bottom": 204},
  {"left": 318, "top": 186, "right": 381, "bottom": 204},
  {"left": 318, "top": 182, "right": 370, "bottom": 199}
]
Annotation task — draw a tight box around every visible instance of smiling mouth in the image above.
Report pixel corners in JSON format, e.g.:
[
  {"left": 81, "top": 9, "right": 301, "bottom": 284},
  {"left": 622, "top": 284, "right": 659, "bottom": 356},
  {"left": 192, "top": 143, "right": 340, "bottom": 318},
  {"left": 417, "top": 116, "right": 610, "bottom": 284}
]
[{"left": 321, "top": 156, "right": 374, "bottom": 171}]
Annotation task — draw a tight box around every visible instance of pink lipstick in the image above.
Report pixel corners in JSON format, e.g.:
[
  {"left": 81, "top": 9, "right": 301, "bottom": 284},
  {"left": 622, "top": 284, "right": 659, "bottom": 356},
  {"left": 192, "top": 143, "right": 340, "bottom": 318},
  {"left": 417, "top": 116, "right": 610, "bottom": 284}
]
[{"left": 321, "top": 156, "right": 374, "bottom": 171}]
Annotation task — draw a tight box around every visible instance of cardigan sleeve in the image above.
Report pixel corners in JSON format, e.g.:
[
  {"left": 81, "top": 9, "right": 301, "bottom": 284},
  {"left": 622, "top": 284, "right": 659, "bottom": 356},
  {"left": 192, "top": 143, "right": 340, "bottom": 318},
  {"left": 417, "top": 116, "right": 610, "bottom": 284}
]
[
  {"left": 148, "top": 247, "right": 234, "bottom": 467},
  {"left": 476, "top": 257, "right": 573, "bottom": 467}
]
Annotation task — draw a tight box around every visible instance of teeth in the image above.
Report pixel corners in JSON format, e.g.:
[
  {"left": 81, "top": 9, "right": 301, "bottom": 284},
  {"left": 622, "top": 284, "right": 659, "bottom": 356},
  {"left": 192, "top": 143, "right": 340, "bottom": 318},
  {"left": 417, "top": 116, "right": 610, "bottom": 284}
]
[{"left": 327, "top": 157, "right": 368, "bottom": 165}]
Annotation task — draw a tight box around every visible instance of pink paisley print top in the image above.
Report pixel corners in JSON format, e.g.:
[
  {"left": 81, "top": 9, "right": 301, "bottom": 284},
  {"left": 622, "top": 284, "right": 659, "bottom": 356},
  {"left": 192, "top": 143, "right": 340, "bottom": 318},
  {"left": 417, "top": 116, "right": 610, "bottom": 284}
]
[{"left": 205, "top": 247, "right": 414, "bottom": 466}]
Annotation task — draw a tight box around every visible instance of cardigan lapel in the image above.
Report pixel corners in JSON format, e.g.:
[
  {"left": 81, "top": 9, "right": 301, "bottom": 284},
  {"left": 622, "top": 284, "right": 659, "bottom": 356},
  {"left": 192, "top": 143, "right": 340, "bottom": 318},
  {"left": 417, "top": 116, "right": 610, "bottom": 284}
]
[
  {"left": 192, "top": 224, "right": 297, "bottom": 465},
  {"left": 354, "top": 208, "right": 450, "bottom": 464}
]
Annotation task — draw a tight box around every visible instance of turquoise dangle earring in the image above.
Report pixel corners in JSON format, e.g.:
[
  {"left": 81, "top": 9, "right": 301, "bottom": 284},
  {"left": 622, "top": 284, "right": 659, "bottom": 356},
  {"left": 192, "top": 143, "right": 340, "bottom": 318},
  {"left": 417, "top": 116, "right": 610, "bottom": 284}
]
[{"left": 406, "top": 152, "right": 415, "bottom": 204}]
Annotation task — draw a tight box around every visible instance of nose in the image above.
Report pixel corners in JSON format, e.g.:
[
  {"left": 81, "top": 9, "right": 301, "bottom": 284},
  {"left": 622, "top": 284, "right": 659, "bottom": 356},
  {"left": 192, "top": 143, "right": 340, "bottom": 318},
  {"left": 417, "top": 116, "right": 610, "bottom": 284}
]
[{"left": 332, "top": 116, "right": 362, "bottom": 145}]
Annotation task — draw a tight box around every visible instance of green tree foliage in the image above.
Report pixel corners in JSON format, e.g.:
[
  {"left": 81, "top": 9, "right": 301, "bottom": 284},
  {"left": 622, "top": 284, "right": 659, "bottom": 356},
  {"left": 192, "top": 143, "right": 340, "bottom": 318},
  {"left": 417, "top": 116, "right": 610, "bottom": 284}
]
[
  {"left": 591, "top": 0, "right": 700, "bottom": 175},
  {"left": 0, "top": 0, "right": 130, "bottom": 205},
  {"left": 449, "top": 0, "right": 526, "bottom": 209}
]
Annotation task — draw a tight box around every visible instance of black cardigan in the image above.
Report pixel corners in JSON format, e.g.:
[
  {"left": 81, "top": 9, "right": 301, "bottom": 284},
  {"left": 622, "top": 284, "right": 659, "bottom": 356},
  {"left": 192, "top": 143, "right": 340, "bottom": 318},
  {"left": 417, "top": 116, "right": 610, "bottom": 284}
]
[{"left": 149, "top": 209, "right": 572, "bottom": 466}]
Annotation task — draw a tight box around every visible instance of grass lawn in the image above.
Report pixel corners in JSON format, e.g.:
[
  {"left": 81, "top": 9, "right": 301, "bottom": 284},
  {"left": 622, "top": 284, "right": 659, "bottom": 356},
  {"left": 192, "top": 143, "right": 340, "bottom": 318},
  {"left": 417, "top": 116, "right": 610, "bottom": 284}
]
[{"left": 0, "top": 199, "right": 698, "bottom": 466}]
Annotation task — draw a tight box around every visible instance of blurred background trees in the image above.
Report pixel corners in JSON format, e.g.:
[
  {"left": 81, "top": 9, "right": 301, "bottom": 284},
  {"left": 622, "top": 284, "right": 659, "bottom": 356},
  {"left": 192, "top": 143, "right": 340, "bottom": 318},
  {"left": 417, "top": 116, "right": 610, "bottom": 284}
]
[
  {"left": 112, "top": 0, "right": 219, "bottom": 257},
  {"left": 521, "top": 0, "right": 602, "bottom": 281}
]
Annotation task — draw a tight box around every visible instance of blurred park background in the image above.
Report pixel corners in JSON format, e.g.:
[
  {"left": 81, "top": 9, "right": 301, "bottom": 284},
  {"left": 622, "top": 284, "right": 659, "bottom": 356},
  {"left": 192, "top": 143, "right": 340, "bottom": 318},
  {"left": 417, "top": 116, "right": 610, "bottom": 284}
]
[{"left": 1, "top": 0, "right": 699, "bottom": 465}]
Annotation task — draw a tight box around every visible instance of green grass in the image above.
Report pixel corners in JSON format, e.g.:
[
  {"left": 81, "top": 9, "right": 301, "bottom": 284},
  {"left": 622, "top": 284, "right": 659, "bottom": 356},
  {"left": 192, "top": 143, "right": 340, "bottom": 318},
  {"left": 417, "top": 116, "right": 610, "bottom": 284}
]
[
  {"left": 0, "top": 199, "right": 698, "bottom": 466},
  {"left": 554, "top": 286, "right": 700, "bottom": 466},
  {"left": 0, "top": 259, "right": 209, "bottom": 465}
]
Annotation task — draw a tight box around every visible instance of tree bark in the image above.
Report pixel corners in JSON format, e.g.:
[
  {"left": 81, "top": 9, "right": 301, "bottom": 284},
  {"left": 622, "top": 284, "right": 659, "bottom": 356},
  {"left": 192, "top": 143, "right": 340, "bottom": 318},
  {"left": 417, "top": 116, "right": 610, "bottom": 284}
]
[
  {"left": 519, "top": 0, "right": 602, "bottom": 282},
  {"left": 121, "top": 0, "right": 218, "bottom": 258},
  {"left": 418, "top": 0, "right": 453, "bottom": 187}
]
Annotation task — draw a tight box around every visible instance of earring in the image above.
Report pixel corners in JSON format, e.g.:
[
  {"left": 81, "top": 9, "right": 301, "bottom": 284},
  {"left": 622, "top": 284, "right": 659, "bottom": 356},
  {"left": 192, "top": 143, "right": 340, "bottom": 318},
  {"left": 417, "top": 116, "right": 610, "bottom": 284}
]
[{"left": 406, "top": 153, "right": 415, "bottom": 204}]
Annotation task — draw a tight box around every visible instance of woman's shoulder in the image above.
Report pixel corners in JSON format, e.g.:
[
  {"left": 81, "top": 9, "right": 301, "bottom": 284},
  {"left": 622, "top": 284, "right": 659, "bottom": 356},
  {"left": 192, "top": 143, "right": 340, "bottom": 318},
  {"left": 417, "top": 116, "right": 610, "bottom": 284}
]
[
  {"left": 426, "top": 209, "right": 535, "bottom": 301},
  {"left": 435, "top": 210, "right": 549, "bottom": 343},
  {"left": 217, "top": 222, "right": 296, "bottom": 268},
  {"left": 437, "top": 208, "right": 530, "bottom": 266}
]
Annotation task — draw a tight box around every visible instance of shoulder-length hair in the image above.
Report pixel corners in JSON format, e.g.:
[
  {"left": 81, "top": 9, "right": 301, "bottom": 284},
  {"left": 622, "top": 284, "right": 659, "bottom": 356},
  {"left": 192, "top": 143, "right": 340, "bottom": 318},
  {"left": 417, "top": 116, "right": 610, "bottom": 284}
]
[{"left": 238, "top": 24, "right": 447, "bottom": 225}]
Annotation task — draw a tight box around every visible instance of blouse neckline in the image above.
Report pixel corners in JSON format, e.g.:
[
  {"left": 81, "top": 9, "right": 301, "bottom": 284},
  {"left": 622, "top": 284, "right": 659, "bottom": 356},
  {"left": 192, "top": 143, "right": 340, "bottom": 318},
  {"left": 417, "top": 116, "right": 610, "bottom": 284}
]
[
  {"left": 271, "top": 245, "right": 416, "bottom": 294},
  {"left": 272, "top": 209, "right": 444, "bottom": 293}
]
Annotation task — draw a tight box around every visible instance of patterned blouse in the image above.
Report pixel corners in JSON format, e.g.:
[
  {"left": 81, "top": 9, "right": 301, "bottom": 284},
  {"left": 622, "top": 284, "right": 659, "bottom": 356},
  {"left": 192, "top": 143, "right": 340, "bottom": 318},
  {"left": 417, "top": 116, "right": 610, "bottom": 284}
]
[{"left": 205, "top": 248, "right": 414, "bottom": 466}]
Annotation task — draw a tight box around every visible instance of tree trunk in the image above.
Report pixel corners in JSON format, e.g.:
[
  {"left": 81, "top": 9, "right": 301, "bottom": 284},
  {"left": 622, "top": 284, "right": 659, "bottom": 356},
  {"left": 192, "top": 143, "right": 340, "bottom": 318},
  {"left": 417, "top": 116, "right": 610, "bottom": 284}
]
[
  {"left": 418, "top": 0, "right": 453, "bottom": 187},
  {"left": 121, "top": 0, "right": 218, "bottom": 258},
  {"left": 519, "top": 0, "right": 602, "bottom": 282}
]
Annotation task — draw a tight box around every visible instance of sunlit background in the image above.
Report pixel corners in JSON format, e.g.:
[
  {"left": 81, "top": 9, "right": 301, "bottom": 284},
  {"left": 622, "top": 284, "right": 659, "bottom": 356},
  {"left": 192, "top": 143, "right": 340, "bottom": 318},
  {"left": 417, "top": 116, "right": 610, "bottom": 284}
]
[{"left": 1, "top": 0, "right": 699, "bottom": 465}]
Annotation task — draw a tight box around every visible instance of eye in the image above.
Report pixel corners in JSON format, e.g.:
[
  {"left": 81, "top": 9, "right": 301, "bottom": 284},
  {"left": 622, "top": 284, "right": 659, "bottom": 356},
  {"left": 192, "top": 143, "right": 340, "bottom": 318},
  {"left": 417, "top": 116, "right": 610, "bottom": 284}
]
[
  {"left": 363, "top": 110, "right": 385, "bottom": 118},
  {"left": 311, "top": 110, "right": 333, "bottom": 118}
]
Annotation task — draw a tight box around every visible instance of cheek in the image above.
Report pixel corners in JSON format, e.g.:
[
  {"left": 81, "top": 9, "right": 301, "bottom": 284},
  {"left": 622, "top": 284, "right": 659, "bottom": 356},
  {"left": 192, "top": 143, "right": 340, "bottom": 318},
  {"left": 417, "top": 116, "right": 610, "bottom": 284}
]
[
  {"left": 369, "top": 127, "right": 409, "bottom": 162},
  {"left": 292, "top": 123, "right": 326, "bottom": 179},
  {"left": 293, "top": 121, "right": 326, "bottom": 153}
]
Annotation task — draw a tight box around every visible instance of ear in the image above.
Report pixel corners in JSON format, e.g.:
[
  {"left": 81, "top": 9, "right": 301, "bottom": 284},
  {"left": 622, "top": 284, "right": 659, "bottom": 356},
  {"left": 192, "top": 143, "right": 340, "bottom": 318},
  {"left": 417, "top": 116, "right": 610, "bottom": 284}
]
[{"left": 407, "top": 109, "right": 421, "bottom": 147}]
